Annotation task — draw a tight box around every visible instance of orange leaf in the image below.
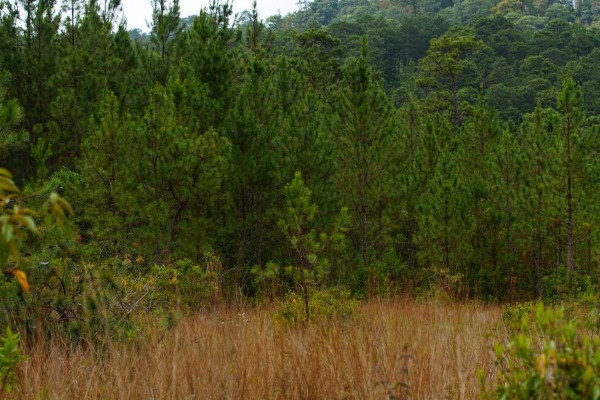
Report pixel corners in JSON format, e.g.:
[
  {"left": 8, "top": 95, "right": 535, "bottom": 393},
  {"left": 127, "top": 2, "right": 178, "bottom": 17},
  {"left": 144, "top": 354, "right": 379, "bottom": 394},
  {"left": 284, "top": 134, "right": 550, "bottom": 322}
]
[{"left": 12, "top": 270, "right": 29, "bottom": 292}]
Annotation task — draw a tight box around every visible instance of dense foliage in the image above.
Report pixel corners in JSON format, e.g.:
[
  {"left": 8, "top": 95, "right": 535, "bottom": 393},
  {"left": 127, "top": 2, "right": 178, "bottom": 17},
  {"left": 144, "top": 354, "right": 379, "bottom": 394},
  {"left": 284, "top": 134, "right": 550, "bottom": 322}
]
[
  {"left": 483, "top": 302, "right": 600, "bottom": 399},
  {"left": 1, "top": 0, "right": 600, "bottom": 338}
]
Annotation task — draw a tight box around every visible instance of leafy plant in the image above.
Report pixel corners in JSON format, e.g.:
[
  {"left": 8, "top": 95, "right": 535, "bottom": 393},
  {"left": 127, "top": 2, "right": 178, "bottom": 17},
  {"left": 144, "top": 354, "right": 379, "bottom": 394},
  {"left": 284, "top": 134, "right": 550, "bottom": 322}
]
[
  {"left": 482, "top": 303, "right": 600, "bottom": 399},
  {"left": 0, "top": 168, "right": 73, "bottom": 292},
  {"left": 501, "top": 301, "right": 538, "bottom": 325},
  {"left": 276, "top": 287, "right": 359, "bottom": 325},
  {"left": 542, "top": 267, "right": 594, "bottom": 303},
  {"left": 0, "top": 327, "right": 25, "bottom": 393},
  {"left": 30, "top": 137, "right": 53, "bottom": 184},
  {"left": 251, "top": 261, "right": 283, "bottom": 301},
  {"left": 415, "top": 267, "right": 464, "bottom": 301},
  {"left": 144, "top": 258, "right": 221, "bottom": 311}
]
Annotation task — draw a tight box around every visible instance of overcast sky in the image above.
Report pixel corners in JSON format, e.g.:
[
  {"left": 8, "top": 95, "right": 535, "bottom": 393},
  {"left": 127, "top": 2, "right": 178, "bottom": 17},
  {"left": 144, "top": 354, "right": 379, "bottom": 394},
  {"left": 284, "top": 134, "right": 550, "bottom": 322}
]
[{"left": 122, "top": 0, "right": 299, "bottom": 30}]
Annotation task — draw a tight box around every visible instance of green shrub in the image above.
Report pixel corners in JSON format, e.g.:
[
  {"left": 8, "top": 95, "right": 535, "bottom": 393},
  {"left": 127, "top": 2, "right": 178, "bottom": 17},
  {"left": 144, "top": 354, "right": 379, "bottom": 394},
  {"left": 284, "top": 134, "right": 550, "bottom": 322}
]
[
  {"left": 482, "top": 303, "right": 600, "bottom": 399},
  {"left": 415, "top": 267, "right": 463, "bottom": 302},
  {"left": 0, "top": 254, "right": 125, "bottom": 344},
  {"left": 501, "top": 301, "right": 538, "bottom": 325},
  {"left": 0, "top": 327, "right": 25, "bottom": 393},
  {"left": 276, "top": 287, "right": 359, "bottom": 325},
  {"left": 542, "top": 267, "right": 594, "bottom": 302},
  {"left": 145, "top": 258, "right": 220, "bottom": 310},
  {"left": 251, "top": 261, "right": 284, "bottom": 300}
]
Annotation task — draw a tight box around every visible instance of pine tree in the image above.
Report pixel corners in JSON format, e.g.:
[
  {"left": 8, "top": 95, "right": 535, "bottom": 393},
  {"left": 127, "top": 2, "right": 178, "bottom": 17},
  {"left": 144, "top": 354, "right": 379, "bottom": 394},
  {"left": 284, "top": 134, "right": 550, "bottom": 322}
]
[
  {"left": 418, "top": 32, "right": 482, "bottom": 125},
  {"left": 394, "top": 99, "right": 426, "bottom": 271},
  {"left": 331, "top": 39, "right": 396, "bottom": 278},
  {"left": 279, "top": 172, "right": 321, "bottom": 322},
  {"left": 16, "top": 0, "right": 60, "bottom": 144},
  {"left": 278, "top": 172, "right": 348, "bottom": 321},
  {"left": 291, "top": 27, "right": 342, "bottom": 94},
  {"left": 557, "top": 77, "right": 583, "bottom": 272},
  {"left": 461, "top": 103, "right": 501, "bottom": 296},
  {"left": 79, "top": 92, "right": 134, "bottom": 257},
  {"left": 520, "top": 104, "right": 559, "bottom": 296},
  {"left": 131, "top": 83, "right": 231, "bottom": 264},
  {"left": 490, "top": 125, "right": 523, "bottom": 300},
  {"left": 0, "top": 1, "right": 21, "bottom": 87},
  {"left": 274, "top": 54, "right": 337, "bottom": 223},
  {"left": 54, "top": 0, "right": 85, "bottom": 155},
  {"left": 416, "top": 118, "right": 468, "bottom": 276},
  {"left": 214, "top": 4, "right": 275, "bottom": 271},
  {"left": 149, "top": 0, "right": 182, "bottom": 84},
  {"left": 51, "top": 0, "right": 122, "bottom": 159},
  {"left": 178, "top": 1, "right": 240, "bottom": 131}
]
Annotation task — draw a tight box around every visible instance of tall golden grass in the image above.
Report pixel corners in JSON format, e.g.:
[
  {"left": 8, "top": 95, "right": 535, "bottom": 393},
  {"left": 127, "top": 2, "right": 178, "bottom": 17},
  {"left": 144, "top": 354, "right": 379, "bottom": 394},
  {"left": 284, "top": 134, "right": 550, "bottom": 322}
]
[{"left": 15, "top": 300, "right": 501, "bottom": 399}]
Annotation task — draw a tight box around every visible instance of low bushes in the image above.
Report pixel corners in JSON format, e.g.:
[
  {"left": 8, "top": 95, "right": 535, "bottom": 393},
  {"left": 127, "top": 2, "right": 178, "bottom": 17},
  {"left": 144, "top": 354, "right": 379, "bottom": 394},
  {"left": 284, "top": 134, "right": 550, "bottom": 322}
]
[
  {"left": 483, "top": 302, "right": 600, "bottom": 399},
  {"left": 276, "top": 287, "right": 360, "bottom": 325}
]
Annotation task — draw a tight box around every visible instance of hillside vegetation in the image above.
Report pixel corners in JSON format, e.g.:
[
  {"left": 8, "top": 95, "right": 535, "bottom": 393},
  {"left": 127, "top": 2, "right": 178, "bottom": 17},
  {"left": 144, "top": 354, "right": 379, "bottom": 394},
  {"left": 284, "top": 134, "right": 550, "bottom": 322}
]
[{"left": 2, "top": 0, "right": 600, "bottom": 398}]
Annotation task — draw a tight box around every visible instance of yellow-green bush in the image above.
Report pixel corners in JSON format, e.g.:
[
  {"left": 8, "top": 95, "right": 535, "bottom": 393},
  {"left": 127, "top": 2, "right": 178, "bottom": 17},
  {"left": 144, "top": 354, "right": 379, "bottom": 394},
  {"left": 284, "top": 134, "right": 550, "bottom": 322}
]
[
  {"left": 0, "top": 327, "right": 25, "bottom": 393},
  {"left": 501, "top": 301, "right": 538, "bottom": 325},
  {"left": 276, "top": 287, "right": 359, "bottom": 325},
  {"left": 482, "top": 303, "right": 600, "bottom": 399},
  {"left": 134, "top": 258, "right": 220, "bottom": 311}
]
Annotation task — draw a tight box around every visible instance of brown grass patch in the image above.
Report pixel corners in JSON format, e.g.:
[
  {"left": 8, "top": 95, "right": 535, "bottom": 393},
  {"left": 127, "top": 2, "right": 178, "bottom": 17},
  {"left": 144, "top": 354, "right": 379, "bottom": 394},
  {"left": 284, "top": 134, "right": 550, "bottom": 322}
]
[{"left": 14, "top": 299, "right": 501, "bottom": 399}]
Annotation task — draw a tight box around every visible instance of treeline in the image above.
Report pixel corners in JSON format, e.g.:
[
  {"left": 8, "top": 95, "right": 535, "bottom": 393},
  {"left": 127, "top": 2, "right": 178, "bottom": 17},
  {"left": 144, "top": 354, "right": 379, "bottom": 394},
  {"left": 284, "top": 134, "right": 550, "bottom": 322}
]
[{"left": 1, "top": 0, "right": 600, "bottom": 305}]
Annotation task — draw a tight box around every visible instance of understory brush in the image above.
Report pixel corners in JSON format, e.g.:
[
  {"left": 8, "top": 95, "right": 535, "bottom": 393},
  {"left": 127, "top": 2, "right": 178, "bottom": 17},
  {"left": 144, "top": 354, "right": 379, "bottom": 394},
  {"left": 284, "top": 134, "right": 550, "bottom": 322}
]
[
  {"left": 276, "top": 287, "right": 360, "bottom": 324},
  {"left": 483, "top": 301, "right": 600, "bottom": 399}
]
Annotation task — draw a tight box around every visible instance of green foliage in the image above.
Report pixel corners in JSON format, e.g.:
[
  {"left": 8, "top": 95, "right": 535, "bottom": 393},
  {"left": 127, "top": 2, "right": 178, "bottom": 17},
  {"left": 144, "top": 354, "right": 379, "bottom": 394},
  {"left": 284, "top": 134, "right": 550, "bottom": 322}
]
[
  {"left": 149, "top": 0, "right": 183, "bottom": 83},
  {"left": 0, "top": 168, "right": 37, "bottom": 268},
  {"left": 277, "top": 172, "right": 349, "bottom": 319},
  {"left": 24, "top": 257, "right": 119, "bottom": 338},
  {"left": 2, "top": 0, "right": 600, "bottom": 309},
  {"left": 276, "top": 287, "right": 359, "bottom": 325},
  {"left": 0, "top": 83, "right": 27, "bottom": 158},
  {"left": 415, "top": 267, "right": 464, "bottom": 301},
  {"left": 146, "top": 258, "right": 221, "bottom": 310},
  {"left": 279, "top": 172, "right": 321, "bottom": 272},
  {"left": 483, "top": 303, "right": 600, "bottom": 399},
  {"left": 331, "top": 40, "right": 396, "bottom": 277},
  {"left": 0, "top": 327, "right": 25, "bottom": 393},
  {"left": 542, "top": 267, "right": 594, "bottom": 302},
  {"left": 0, "top": 165, "right": 125, "bottom": 343},
  {"left": 251, "top": 261, "right": 283, "bottom": 300},
  {"left": 0, "top": 167, "right": 73, "bottom": 295},
  {"left": 30, "top": 138, "right": 52, "bottom": 184},
  {"left": 418, "top": 32, "right": 484, "bottom": 125},
  {"left": 501, "top": 301, "right": 538, "bottom": 325}
]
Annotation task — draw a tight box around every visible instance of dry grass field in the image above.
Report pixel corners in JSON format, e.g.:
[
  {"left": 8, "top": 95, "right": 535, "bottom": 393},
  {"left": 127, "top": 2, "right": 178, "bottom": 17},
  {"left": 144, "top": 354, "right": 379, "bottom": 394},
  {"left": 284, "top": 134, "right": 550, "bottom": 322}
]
[{"left": 15, "top": 300, "right": 502, "bottom": 399}]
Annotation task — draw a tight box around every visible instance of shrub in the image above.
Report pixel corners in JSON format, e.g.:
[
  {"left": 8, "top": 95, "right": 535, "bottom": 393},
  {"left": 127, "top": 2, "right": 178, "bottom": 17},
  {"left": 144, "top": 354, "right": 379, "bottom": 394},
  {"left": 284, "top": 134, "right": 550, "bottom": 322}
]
[
  {"left": 251, "top": 261, "right": 284, "bottom": 300},
  {"left": 415, "top": 267, "right": 463, "bottom": 302},
  {"left": 542, "top": 267, "right": 594, "bottom": 302},
  {"left": 0, "top": 327, "right": 25, "bottom": 393},
  {"left": 145, "top": 258, "right": 220, "bottom": 311},
  {"left": 501, "top": 301, "right": 538, "bottom": 325},
  {"left": 276, "top": 287, "right": 359, "bottom": 325},
  {"left": 482, "top": 303, "right": 600, "bottom": 399}
]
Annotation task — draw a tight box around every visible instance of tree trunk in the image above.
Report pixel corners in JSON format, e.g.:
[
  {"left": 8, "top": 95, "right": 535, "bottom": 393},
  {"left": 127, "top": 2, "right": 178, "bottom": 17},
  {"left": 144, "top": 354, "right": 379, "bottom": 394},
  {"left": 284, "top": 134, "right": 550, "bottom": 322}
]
[{"left": 566, "top": 173, "right": 575, "bottom": 271}]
